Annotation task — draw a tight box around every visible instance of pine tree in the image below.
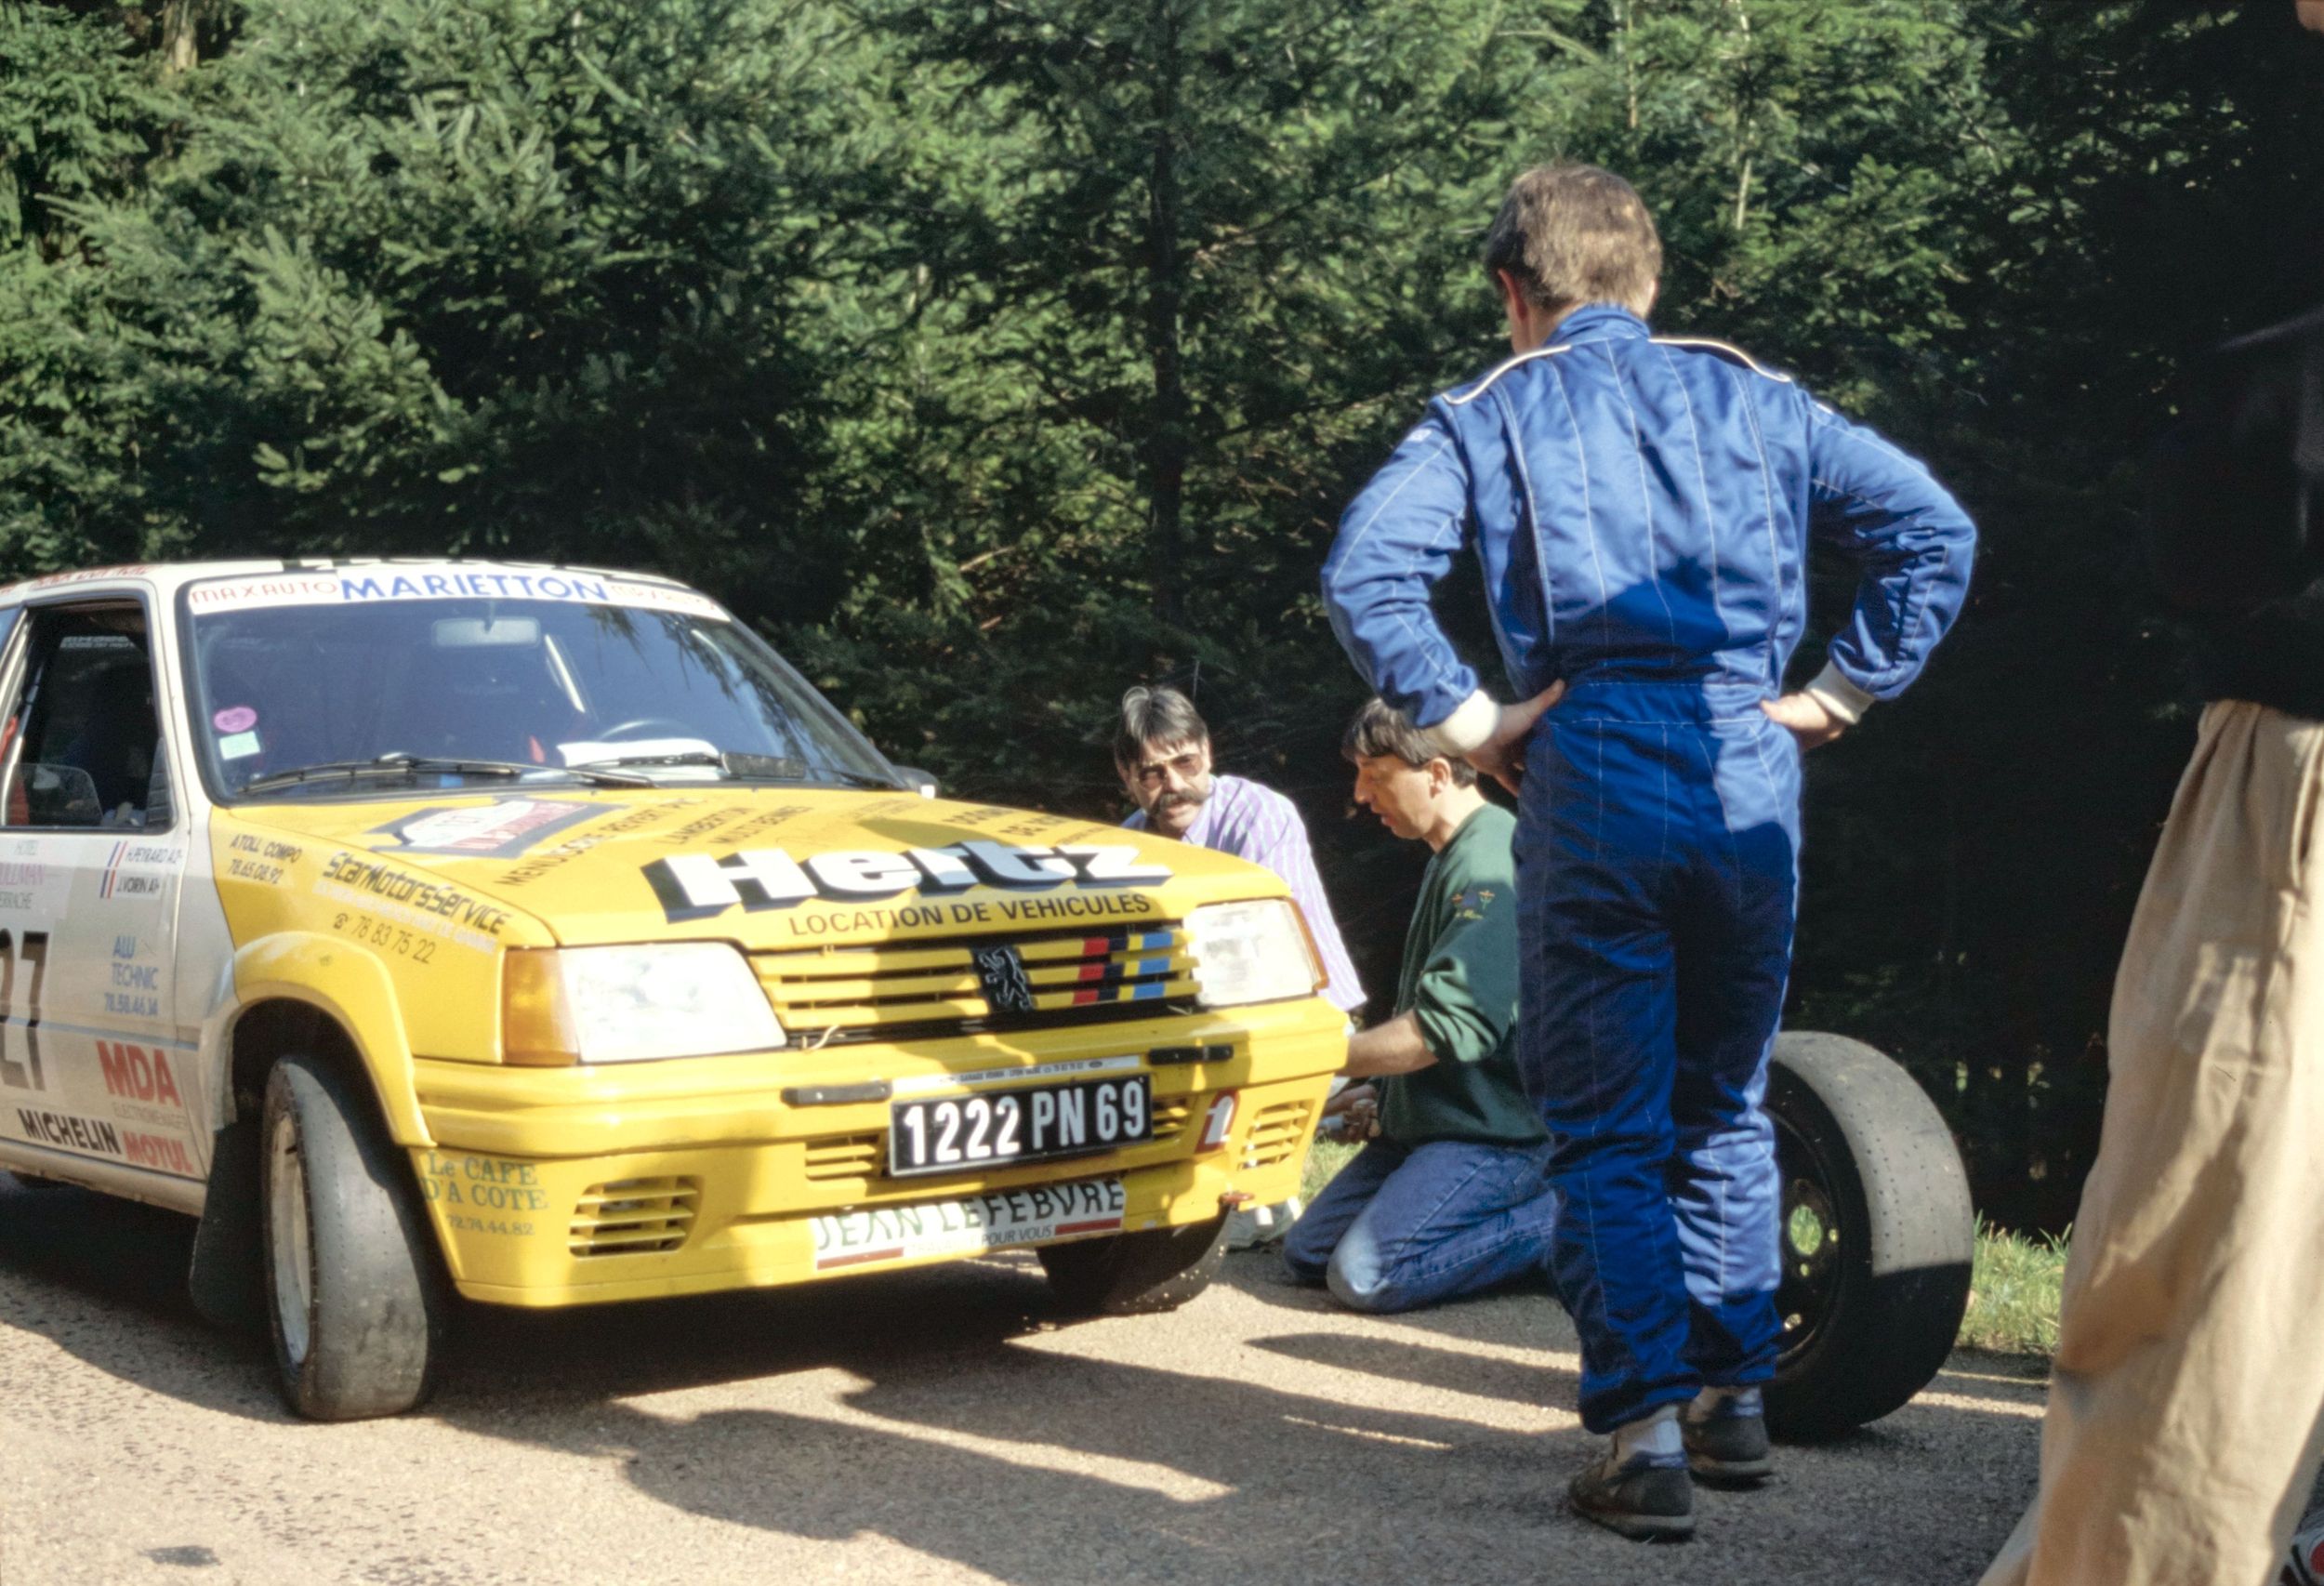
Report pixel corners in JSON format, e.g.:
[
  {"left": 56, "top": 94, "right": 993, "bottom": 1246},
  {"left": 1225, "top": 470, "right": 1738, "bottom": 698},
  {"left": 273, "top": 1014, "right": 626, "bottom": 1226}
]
[{"left": 0, "top": 0, "right": 905, "bottom": 621}]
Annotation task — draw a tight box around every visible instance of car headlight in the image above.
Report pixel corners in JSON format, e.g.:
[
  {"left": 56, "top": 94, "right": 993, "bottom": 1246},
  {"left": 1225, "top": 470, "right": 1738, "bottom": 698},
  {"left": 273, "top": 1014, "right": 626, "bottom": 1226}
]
[
  {"left": 501, "top": 944, "right": 784, "bottom": 1064},
  {"left": 1185, "top": 898, "right": 1324, "bottom": 1009}
]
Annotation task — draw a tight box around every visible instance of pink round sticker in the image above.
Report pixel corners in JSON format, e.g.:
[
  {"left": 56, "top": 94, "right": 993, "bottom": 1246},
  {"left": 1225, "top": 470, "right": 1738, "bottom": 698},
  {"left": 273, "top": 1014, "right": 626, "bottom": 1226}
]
[{"left": 213, "top": 706, "right": 257, "bottom": 734}]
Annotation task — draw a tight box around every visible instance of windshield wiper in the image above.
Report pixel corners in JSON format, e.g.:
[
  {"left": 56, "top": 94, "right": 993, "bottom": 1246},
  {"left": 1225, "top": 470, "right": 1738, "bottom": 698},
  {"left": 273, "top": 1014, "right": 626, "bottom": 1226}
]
[
  {"left": 566, "top": 750, "right": 898, "bottom": 789},
  {"left": 571, "top": 748, "right": 733, "bottom": 773},
  {"left": 816, "top": 767, "right": 916, "bottom": 790},
  {"left": 240, "top": 754, "right": 653, "bottom": 796}
]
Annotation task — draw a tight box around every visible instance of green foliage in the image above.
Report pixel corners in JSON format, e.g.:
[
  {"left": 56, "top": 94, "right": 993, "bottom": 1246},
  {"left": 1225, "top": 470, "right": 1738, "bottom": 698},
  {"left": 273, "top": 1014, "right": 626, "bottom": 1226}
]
[
  {"left": 1961, "top": 1219, "right": 2067, "bottom": 1357},
  {"left": 0, "top": 3, "right": 164, "bottom": 253},
  {"left": 794, "top": 0, "right": 1538, "bottom": 809},
  {"left": 1, "top": 0, "right": 2319, "bottom": 1223},
  {"left": 0, "top": 0, "right": 904, "bottom": 615}
]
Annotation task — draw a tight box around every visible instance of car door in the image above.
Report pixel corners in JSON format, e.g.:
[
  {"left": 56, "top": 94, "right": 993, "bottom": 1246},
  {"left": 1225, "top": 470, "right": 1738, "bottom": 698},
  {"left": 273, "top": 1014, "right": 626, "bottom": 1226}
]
[{"left": 0, "top": 596, "right": 199, "bottom": 1184}]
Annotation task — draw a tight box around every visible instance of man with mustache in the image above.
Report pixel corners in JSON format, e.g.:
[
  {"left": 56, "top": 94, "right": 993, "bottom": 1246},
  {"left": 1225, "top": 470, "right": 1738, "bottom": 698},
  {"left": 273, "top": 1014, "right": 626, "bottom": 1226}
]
[{"left": 1115, "top": 683, "right": 1367, "bottom": 1244}]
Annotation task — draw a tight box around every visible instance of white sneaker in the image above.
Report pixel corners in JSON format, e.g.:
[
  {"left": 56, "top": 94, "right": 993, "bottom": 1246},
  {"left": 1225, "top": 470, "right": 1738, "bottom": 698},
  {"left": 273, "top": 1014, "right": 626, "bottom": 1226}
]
[{"left": 1225, "top": 1197, "right": 1302, "bottom": 1250}]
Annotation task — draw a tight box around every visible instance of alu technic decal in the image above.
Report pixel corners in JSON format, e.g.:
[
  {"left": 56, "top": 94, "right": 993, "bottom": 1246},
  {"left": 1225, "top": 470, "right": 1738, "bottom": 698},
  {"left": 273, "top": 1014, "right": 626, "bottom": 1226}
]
[
  {"left": 643, "top": 840, "right": 1173, "bottom": 922},
  {"left": 370, "top": 800, "right": 610, "bottom": 859}
]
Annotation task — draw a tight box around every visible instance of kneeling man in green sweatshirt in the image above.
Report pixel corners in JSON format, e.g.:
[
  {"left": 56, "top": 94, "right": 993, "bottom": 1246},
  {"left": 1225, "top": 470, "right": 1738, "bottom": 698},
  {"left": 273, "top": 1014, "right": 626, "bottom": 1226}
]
[{"left": 1283, "top": 699, "right": 1560, "bottom": 1314}]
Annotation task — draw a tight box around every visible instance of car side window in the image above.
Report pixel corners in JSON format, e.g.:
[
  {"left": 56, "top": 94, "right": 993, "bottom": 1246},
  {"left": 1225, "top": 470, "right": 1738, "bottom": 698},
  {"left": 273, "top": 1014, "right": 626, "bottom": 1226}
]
[{"left": 0, "top": 603, "right": 170, "bottom": 831}]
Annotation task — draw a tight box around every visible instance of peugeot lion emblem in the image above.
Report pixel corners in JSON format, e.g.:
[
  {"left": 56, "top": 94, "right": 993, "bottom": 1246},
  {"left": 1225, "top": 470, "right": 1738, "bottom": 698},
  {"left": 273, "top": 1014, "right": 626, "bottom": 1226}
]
[{"left": 972, "top": 944, "right": 1037, "bottom": 1015}]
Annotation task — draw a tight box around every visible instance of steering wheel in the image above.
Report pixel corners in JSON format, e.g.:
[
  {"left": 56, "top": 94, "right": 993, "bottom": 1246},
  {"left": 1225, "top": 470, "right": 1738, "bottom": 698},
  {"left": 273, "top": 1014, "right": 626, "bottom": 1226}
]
[{"left": 596, "top": 717, "right": 701, "bottom": 742}]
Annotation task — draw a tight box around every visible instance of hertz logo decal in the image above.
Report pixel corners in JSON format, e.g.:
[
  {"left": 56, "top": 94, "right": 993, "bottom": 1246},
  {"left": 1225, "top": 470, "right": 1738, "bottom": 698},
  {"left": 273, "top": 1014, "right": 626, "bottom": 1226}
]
[{"left": 642, "top": 841, "right": 1172, "bottom": 922}]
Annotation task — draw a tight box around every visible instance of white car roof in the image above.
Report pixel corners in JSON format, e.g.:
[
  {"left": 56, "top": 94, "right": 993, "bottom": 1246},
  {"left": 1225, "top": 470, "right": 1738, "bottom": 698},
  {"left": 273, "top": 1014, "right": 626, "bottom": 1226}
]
[{"left": 0, "top": 558, "right": 707, "bottom": 608}]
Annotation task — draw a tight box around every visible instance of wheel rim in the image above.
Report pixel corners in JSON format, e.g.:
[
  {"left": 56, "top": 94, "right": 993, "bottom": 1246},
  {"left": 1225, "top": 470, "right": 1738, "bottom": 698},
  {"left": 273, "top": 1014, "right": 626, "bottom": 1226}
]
[
  {"left": 1772, "top": 1106, "right": 1846, "bottom": 1370},
  {"left": 268, "top": 1110, "right": 313, "bottom": 1367}
]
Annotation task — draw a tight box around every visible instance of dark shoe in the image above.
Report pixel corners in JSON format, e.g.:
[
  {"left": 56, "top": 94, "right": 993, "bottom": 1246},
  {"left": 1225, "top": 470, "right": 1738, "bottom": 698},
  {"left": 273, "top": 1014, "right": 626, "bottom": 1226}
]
[
  {"left": 1566, "top": 1447, "right": 1695, "bottom": 1542},
  {"left": 1683, "top": 1391, "right": 1772, "bottom": 1487}
]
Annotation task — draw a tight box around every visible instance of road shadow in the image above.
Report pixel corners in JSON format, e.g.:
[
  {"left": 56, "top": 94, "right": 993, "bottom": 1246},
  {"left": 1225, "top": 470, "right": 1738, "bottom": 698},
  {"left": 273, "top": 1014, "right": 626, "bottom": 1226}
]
[
  {"left": 0, "top": 1173, "right": 1070, "bottom": 1423},
  {"left": 1222, "top": 1249, "right": 2054, "bottom": 1424},
  {"left": 1248, "top": 1328, "right": 1567, "bottom": 1406},
  {"left": 433, "top": 1339, "right": 1606, "bottom": 1586},
  {"left": 0, "top": 1178, "right": 287, "bottom": 1421},
  {"left": 2, "top": 1176, "right": 2040, "bottom": 1583}
]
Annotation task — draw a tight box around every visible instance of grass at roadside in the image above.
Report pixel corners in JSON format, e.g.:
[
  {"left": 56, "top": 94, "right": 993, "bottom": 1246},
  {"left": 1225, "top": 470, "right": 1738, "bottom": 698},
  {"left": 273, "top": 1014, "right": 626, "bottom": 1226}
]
[
  {"left": 1300, "top": 1136, "right": 1361, "bottom": 1203},
  {"left": 1961, "top": 1221, "right": 2067, "bottom": 1356},
  {"left": 1296, "top": 1140, "right": 2069, "bottom": 1357}
]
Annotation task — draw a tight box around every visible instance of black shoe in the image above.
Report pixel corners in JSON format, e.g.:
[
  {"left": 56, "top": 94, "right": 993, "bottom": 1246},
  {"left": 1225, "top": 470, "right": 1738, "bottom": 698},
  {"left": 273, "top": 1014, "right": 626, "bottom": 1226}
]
[
  {"left": 1566, "top": 1447, "right": 1695, "bottom": 1542},
  {"left": 1683, "top": 1394, "right": 1773, "bottom": 1487}
]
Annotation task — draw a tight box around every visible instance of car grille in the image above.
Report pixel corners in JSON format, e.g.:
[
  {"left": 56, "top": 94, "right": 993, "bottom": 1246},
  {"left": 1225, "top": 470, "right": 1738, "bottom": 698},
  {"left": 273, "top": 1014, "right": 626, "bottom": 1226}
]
[
  {"left": 754, "top": 924, "right": 1199, "bottom": 1047},
  {"left": 569, "top": 1177, "right": 700, "bottom": 1257}
]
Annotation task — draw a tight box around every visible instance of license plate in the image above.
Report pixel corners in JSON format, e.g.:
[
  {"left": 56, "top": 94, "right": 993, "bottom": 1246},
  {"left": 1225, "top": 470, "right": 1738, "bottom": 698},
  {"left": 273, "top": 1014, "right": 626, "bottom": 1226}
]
[
  {"left": 812, "top": 1177, "right": 1127, "bottom": 1271},
  {"left": 887, "top": 1075, "right": 1152, "bottom": 1177}
]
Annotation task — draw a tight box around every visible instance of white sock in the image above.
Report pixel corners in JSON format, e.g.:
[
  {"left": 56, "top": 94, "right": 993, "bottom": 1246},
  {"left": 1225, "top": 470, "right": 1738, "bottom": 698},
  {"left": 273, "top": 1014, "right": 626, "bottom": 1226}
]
[
  {"left": 1688, "top": 1383, "right": 1756, "bottom": 1419},
  {"left": 1610, "top": 1404, "right": 1682, "bottom": 1463}
]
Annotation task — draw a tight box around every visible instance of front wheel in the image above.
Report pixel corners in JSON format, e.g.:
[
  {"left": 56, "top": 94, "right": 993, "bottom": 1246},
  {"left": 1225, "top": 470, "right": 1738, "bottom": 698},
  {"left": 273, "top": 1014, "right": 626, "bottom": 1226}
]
[
  {"left": 261, "top": 1055, "right": 444, "bottom": 1421},
  {"left": 1763, "top": 1032, "right": 1974, "bottom": 1439},
  {"left": 1038, "top": 1217, "right": 1229, "bottom": 1315}
]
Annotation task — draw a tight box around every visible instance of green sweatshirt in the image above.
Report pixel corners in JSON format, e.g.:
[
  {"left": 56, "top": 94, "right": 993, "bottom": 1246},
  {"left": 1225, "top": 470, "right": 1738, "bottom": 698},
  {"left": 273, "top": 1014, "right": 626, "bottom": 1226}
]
[{"left": 1378, "top": 802, "right": 1546, "bottom": 1148}]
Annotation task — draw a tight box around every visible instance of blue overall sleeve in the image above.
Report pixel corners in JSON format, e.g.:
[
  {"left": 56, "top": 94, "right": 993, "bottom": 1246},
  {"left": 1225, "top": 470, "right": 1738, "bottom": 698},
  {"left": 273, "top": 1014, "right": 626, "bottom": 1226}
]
[
  {"left": 1319, "top": 409, "right": 1485, "bottom": 738},
  {"left": 1802, "top": 400, "right": 1978, "bottom": 703}
]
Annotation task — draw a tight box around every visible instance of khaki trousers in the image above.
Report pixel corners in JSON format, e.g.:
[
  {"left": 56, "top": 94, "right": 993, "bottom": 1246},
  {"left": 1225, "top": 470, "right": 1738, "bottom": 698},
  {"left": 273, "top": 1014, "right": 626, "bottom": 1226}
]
[{"left": 1983, "top": 701, "right": 2324, "bottom": 1586}]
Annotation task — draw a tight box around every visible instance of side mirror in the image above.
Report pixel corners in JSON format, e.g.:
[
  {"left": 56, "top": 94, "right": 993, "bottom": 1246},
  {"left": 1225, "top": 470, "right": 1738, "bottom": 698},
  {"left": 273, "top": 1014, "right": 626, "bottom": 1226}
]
[
  {"left": 23, "top": 763, "right": 101, "bottom": 826},
  {"left": 891, "top": 765, "right": 940, "bottom": 799}
]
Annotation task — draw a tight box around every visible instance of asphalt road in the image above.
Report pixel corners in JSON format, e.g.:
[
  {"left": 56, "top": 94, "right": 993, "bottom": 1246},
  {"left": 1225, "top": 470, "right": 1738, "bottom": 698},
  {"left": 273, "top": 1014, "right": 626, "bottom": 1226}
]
[{"left": 0, "top": 1174, "right": 2043, "bottom": 1586}]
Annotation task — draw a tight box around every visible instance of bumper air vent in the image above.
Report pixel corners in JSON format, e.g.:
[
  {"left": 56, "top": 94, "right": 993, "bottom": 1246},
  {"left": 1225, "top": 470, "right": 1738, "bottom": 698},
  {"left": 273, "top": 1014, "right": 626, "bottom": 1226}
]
[
  {"left": 1241, "top": 1100, "right": 1314, "bottom": 1170},
  {"left": 802, "top": 1133, "right": 883, "bottom": 1183},
  {"left": 569, "top": 1178, "right": 700, "bottom": 1257}
]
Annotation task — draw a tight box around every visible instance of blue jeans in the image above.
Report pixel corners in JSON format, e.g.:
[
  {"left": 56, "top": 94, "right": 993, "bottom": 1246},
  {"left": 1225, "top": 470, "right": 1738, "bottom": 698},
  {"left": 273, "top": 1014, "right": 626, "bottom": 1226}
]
[{"left": 1281, "top": 1137, "right": 1560, "bottom": 1315}]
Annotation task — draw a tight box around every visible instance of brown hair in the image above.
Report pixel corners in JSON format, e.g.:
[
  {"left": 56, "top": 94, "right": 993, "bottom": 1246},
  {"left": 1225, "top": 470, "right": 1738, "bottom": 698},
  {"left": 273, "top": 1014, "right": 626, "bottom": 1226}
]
[
  {"left": 1481, "top": 164, "right": 1662, "bottom": 320},
  {"left": 1114, "top": 684, "right": 1208, "bottom": 770},
  {"left": 1340, "top": 697, "right": 1477, "bottom": 787}
]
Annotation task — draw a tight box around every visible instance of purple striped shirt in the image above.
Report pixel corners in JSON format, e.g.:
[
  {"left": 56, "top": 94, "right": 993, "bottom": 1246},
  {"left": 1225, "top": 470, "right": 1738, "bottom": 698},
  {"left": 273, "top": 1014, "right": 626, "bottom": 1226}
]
[{"left": 1126, "top": 773, "right": 1367, "bottom": 1014}]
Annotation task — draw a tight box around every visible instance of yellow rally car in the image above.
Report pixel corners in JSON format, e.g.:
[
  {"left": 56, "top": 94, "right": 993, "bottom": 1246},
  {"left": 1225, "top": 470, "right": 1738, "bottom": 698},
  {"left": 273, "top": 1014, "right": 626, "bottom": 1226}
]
[{"left": 0, "top": 561, "right": 1343, "bottom": 1419}]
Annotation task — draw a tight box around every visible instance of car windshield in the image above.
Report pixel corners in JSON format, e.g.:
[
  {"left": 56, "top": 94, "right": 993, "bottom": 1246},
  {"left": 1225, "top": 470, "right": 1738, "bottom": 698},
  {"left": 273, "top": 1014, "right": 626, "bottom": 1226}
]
[{"left": 181, "top": 569, "right": 900, "bottom": 800}]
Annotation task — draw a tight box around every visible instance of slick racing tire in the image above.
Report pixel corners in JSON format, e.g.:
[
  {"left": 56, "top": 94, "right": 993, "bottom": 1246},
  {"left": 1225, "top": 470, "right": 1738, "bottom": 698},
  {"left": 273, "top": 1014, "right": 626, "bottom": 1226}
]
[
  {"left": 1763, "top": 1032, "right": 1974, "bottom": 1440},
  {"left": 261, "top": 1054, "right": 445, "bottom": 1421},
  {"left": 1039, "top": 1215, "right": 1230, "bottom": 1316}
]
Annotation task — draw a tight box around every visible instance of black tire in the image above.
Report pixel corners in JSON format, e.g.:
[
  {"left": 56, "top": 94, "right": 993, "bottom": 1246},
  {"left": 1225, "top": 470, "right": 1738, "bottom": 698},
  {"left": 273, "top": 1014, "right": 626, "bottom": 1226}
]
[
  {"left": 5, "top": 1170, "right": 73, "bottom": 1190},
  {"left": 1763, "top": 1031, "right": 1974, "bottom": 1440},
  {"left": 1038, "top": 1216, "right": 1230, "bottom": 1315},
  {"left": 260, "top": 1055, "right": 444, "bottom": 1421}
]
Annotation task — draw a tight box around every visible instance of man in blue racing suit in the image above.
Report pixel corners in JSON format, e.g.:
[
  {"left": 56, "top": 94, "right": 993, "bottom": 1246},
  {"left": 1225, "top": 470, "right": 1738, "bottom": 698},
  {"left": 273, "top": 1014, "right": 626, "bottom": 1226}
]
[{"left": 1320, "top": 164, "right": 1975, "bottom": 1541}]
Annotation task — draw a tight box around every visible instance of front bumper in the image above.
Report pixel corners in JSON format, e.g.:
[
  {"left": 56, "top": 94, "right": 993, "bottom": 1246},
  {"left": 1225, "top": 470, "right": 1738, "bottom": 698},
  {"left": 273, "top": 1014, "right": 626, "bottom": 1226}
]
[{"left": 406, "top": 996, "right": 1343, "bottom": 1304}]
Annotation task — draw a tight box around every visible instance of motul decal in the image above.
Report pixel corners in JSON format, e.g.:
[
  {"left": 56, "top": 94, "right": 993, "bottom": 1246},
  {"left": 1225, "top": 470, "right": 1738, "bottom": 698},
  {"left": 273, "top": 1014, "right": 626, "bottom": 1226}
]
[{"left": 642, "top": 841, "right": 1171, "bottom": 922}]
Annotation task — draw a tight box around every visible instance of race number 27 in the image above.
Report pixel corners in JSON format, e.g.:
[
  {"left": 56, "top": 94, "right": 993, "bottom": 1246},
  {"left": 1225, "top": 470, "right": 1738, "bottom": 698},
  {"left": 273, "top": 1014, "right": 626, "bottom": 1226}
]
[{"left": 0, "top": 930, "right": 51, "bottom": 1091}]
